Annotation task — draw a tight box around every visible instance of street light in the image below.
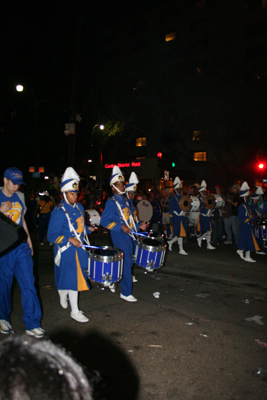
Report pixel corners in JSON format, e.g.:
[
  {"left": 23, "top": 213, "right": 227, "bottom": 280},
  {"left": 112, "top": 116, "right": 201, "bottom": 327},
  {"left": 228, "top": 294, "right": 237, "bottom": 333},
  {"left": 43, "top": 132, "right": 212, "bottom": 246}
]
[{"left": 16, "top": 84, "right": 40, "bottom": 168}]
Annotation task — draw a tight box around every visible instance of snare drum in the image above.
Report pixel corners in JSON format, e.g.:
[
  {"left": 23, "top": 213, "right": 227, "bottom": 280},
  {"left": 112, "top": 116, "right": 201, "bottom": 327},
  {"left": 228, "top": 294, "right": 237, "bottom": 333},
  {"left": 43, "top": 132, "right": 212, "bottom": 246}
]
[
  {"left": 88, "top": 246, "right": 123, "bottom": 286},
  {"left": 136, "top": 200, "right": 153, "bottom": 222},
  {"left": 190, "top": 196, "right": 200, "bottom": 212},
  {"left": 86, "top": 209, "right": 101, "bottom": 226},
  {"left": 135, "top": 237, "right": 166, "bottom": 271},
  {"left": 214, "top": 194, "right": 225, "bottom": 209},
  {"left": 255, "top": 221, "right": 267, "bottom": 243}
]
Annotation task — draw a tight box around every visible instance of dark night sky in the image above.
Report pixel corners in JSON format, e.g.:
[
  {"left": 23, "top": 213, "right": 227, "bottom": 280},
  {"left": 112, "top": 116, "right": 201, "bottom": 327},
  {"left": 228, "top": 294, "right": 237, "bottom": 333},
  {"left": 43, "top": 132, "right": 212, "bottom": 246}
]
[{"left": 0, "top": 1, "right": 159, "bottom": 175}]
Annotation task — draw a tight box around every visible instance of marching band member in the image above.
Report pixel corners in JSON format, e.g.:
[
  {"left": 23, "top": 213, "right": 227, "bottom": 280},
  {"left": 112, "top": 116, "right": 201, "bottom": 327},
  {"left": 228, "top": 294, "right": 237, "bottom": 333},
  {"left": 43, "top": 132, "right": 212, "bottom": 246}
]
[
  {"left": 167, "top": 176, "right": 188, "bottom": 255},
  {"left": 100, "top": 166, "right": 147, "bottom": 302},
  {"left": 236, "top": 181, "right": 259, "bottom": 262},
  {"left": 47, "top": 167, "right": 95, "bottom": 323},
  {"left": 197, "top": 180, "right": 215, "bottom": 250},
  {"left": 125, "top": 171, "right": 149, "bottom": 282}
]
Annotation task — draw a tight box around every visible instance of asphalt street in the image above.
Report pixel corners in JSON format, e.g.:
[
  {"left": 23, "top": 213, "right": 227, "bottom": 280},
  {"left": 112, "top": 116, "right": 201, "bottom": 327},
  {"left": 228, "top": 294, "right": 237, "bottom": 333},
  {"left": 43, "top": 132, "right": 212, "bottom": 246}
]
[{"left": 1, "top": 230, "right": 267, "bottom": 400}]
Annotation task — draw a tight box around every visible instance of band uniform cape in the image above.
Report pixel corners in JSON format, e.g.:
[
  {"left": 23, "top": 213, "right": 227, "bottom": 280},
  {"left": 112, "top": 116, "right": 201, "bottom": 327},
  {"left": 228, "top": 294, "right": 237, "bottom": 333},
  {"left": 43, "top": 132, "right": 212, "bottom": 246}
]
[
  {"left": 237, "top": 202, "right": 260, "bottom": 252},
  {"left": 0, "top": 190, "right": 27, "bottom": 257},
  {"left": 47, "top": 201, "right": 92, "bottom": 291},
  {"left": 100, "top": 193, "right": 136, "bottom": 296},
  {"left": 169, "top": 193, "right": 187, "bottom": 237}
]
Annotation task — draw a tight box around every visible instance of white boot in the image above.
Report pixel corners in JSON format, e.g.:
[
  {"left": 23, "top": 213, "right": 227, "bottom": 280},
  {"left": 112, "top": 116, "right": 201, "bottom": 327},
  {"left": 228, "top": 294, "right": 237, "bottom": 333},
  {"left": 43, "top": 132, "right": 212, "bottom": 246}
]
[
  {"left": 244, "top": 251, "right": 256, "bottom": 263},
  {"left": 197, "top": 233, "right": 205, "bottom": 247},
  {"left": 206, "top": 235, "right": 215, "bottom": 250},
  {"left": 167, "top": 236, "right": 178, "bottom": 251},
  {"left": 178, "top": 237, "right": 188, "bottom": 255},
  {"left": 58, "top": 290, "right": 69, "bottom": 309},
  {"left": 69, "top": 290, "right": 89, "bottom": 323},
  {"left": 237, "top": 249, "right": 244, "bottom": 260}
]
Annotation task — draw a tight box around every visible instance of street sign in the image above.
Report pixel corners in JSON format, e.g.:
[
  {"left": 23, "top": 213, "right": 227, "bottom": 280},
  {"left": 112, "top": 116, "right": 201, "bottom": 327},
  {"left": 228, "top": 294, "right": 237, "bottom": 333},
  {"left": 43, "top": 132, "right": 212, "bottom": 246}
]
[{"left": 164, "top": 170, "right": 169, "bottom": 180}]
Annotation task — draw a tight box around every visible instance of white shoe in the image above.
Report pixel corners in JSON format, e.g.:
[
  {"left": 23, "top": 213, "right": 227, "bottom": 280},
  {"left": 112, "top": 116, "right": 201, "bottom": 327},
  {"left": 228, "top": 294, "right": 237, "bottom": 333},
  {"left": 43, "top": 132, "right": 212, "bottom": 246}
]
[
  {"left": 120, "top": 294, "right": 137, "bottom": 302},
  {"left": 256, "top": 251, "right": 266, "bottom": 255},
  {"left": 179, "top": 249, "right": 188, "bottom": 255},
  {"left": 0, "top": 320, "right": 15, "bottom": 335},
  {"left": 26, "top": 327, "right": 46, "bottom": 338},
  {"left": 109, "top": 284, "right": 116, "bottom": 293},
  {"left": 237, "top": 250, "right": 244, "bottom": 260},
  {"left": 167, "top": 241, "right": 172, "bottom": 251},
  {"left": 71, "top": 311, "right": 89, "bottom": 323},
  {"left": 244, "top": 257, "right": 256, "bottom": 263},
  {"left": 197, "top": 238, "right": 202, "bottom": 247},
  {"left": 207, "top": 244, "right": 215, "bottom": 250},
  {"left": 132, "top": 276, "right": 138, "bottom": 283}
]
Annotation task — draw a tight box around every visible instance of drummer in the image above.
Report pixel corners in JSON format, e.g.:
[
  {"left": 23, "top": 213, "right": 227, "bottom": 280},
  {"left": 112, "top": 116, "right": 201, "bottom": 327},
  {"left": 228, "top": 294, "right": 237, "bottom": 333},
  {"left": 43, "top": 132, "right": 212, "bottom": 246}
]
[
  {"left": 197, "top": 180, "right": 215, "bottom": 250},
  {"left": 47, "top": 167, "right": 95, "bottom": 323},
  {"left": 100, "top": 166, "right": 147, "bottom": 302},
  {"left": 125, "top": 172, "right": 149, "bottom": 282},
  {"left": 236, "top": 181, "right": 259, "bottom": 262},
  {"left": 167, "top": 176, "right": 188, "bottom": 255}
]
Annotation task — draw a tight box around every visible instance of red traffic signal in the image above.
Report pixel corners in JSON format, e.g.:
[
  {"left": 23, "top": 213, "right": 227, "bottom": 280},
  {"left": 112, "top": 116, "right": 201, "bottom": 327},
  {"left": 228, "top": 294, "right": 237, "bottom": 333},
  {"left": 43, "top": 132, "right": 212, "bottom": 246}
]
[
  {"left": 157, "top": 152, "right": 163, "bottom": 159},
  {"left": 258, "top": 163, "right": 264, "bottom": 169}
]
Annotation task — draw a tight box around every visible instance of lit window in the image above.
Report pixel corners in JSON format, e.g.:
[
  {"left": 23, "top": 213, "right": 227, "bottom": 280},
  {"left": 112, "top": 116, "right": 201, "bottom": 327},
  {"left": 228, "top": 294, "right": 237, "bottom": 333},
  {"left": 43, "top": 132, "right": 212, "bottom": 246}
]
[
  {"left": 136, "top": 137, "right": 147, "bottom": 147},
  {"left": 193, "top": 151, "right": 207, "bottom": 161},
  {"left": 193, "top": 130, "right": 201, "bottom": 140},
  {"left": 165, "top": 32, "right": 176, "bottom": 42}
]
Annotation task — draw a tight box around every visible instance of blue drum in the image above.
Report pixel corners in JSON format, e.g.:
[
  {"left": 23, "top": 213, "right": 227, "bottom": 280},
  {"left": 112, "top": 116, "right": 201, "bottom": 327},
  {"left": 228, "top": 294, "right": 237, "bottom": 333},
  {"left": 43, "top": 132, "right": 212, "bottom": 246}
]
[
  {"left": 88, "top": 246, "right": 123, "bottom": 286},
  {"left": 135, "top": 237, "right": 166, "bottom": 271}
]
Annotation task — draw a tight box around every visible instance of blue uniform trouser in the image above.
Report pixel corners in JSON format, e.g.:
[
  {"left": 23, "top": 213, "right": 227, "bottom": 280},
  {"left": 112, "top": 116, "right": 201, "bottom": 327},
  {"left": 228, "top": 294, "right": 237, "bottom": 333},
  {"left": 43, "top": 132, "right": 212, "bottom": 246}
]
[
  {"left": 0, "top": 243, "right": 42, "bottom": 330},
  {"left": 111, "top": 233, "right": 133, "bottom": 296}
]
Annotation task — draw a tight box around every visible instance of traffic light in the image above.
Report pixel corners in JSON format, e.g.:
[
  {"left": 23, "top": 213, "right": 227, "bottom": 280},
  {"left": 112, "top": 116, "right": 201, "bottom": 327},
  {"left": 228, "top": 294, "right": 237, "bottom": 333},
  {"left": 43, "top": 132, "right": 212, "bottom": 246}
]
[
  {"left": 258, "top": 163, "right": 264, "bottom": 169},
  {"left": 172, "top": 162, "right": 175, "bottom": 167},
  {"left": 157, "top": 152, "right": 163, "bottom": 159}
]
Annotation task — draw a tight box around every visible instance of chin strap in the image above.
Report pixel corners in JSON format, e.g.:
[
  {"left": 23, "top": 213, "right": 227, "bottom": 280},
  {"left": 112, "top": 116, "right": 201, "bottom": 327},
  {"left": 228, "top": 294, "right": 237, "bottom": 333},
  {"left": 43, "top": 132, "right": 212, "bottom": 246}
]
[{"left": 112, "top": 184, "right": 125, "bottom": 195}]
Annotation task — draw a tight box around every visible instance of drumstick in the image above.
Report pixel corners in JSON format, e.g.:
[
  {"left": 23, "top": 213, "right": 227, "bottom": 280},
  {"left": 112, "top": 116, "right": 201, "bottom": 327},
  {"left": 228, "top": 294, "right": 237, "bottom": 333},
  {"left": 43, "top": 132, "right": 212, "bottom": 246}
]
[
  {"left": 130, "top": 231, "right": 149, "bottom": 237},
  {"left": 82, "top": 245, "right": 102, "bottom": 249}
]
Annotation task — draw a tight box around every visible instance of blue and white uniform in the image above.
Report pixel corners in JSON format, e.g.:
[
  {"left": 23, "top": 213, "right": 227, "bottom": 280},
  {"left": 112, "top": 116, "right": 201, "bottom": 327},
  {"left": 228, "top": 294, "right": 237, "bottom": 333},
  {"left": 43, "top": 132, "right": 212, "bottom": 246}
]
[
  {"left": 0, "top": 190, "right": 42, "bottom": 330},
  {"left": 237, "top": 203, "right": 260, "bottom": 252},
  {"left": 47, "top": 200, "right": 92, "bottom": 291},
  {"left": 169, "top": 193, "right": 187, "bottom": 237},
  {"left": 101, "top": 194, "right": 135, "bottom": 296}
]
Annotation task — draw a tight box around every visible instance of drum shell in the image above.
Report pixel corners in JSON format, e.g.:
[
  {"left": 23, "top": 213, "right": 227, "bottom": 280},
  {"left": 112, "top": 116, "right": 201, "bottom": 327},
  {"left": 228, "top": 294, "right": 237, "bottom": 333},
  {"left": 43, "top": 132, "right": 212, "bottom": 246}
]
[
  {"left": 190, "top": 196, "right": 200, "bottom": 212},
  {"left": 135, "top": 237, "right": 166, "bottom": 271},
  {"left": 214, "top": 194, "right": 225, "bottom": 209},
  {"left": 255, "top": 222, "right": 267, "bottom": 242},
  {"left": 88, "top": 246, "right": 123, "bottom": 286}
]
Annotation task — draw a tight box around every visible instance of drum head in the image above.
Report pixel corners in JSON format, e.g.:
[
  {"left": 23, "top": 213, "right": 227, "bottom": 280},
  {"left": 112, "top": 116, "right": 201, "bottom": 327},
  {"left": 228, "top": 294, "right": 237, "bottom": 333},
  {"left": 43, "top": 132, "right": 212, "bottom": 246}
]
[
  {"left": 136, "top": 200, "right": 153, "bottom": 222},
  {"left": 87, "top": 209, "right": 101, "bottom": 226}
]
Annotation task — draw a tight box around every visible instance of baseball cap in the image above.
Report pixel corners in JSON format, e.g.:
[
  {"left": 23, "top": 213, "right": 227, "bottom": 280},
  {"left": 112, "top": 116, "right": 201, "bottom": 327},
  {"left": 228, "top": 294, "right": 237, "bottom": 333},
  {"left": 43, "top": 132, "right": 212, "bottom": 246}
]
[{"left": 4, "top": 167, "right": 26, "bottom": 185}]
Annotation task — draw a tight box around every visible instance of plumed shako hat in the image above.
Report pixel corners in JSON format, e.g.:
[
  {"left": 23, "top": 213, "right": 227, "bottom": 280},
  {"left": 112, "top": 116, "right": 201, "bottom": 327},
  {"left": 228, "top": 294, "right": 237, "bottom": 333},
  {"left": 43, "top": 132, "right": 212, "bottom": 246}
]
[{"left": 60, "top": 167, "right": 80, "bottom": 192}]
